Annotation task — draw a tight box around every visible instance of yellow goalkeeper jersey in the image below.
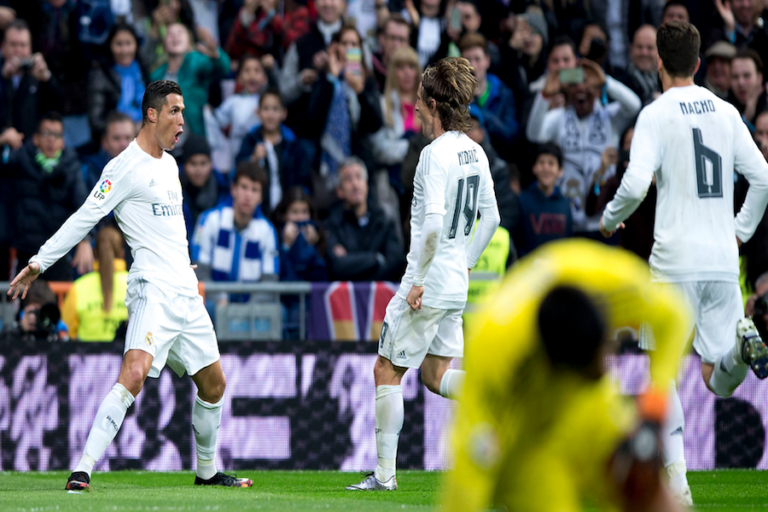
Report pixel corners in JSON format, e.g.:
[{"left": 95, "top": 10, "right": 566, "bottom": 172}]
[{"left": 442, "top": 239, "right": 692, "bottom": 512}]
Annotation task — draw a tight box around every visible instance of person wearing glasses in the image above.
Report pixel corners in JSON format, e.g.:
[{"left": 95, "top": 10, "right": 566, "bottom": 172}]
[{"left": 3, "top": 111, "right": 92, "bottom": 281}]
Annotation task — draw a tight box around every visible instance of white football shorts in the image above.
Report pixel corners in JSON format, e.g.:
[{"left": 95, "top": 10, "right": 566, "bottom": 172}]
[
  {"left": 640, "top": 281, "right": 742, "bottom": 364},
  {"left": 124, "top": 279, "right": 220, "bottom": 378},
  {"left": 378, "top": 295, "right": 464, "bottom": 368}
]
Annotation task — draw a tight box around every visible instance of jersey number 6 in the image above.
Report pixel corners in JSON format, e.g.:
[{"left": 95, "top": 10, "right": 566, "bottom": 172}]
[
  {"left": 449, "top": 175, "right": 480, "bottom": 239},
  {"left": 693, "top": 127, "right": 723, "bottom": 199}
]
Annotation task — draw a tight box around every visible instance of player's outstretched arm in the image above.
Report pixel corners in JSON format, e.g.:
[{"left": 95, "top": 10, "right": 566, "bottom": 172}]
[{"left": 23, "top": 200, "right": 105, "bottom": 281}]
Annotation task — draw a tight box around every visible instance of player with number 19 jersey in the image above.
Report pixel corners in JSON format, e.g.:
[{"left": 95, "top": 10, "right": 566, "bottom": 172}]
[{"left": 397, "top": 132, "right": 497, "bottom": 309}]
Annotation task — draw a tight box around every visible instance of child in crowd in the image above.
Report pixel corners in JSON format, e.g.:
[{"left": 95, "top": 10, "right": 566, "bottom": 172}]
[
  {"left": 215, "top": 55, "right": 271, "bottom": 170},
  {"left": 236, "top": 89, "right": 311, "bottom": 216},
  {"left": 273, "top": 186, "right": 327, "bottom": 283},
  {"left": 272, "top": 187, "right": 327, "bottom": 339},
  {"left": 514, "top": 143, "right": 572, "bottom": 257}
]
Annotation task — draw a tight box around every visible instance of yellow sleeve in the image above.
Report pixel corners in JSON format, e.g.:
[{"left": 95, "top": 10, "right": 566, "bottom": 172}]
[{"left": 61, "top": 285, "right": 79, "bottom": 340}]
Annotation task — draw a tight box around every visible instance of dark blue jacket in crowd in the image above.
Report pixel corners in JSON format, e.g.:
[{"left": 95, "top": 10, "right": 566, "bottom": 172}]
[
  {"left": 81, "top": 149, "right": 111, "bottom": 190},
  {"left": 236, "top": 124, "right": 312, "bottom": 199},
  {"left": 279, "top": 229, "right": 327, "bottom": 282},
  {"left": 473, "top": 74, "right": 518, "bottom": 157},
  {"left": 514, "top": 183, "right": 572, "bottom": 258}
]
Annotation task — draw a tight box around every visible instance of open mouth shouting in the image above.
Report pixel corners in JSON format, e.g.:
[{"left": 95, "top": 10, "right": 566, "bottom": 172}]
[{"left": 174, "top": 129, "right": 183, "bottom": 145}]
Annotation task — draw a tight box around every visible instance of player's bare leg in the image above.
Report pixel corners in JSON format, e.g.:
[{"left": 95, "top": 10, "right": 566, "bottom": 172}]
[
  {"left": 347, "top": 356, "right": 407, "bottom": 491},
  {"left": 420, "top": 354, "right": 464, "bottom": 400},
  {"left": 704, "top": 318, "right": 768, "bottom": 398},
  {"left": 66, "top": 350, "right": 152, "bottom": 490},
  {"left": 190, "top": 361, "right": 252, "bottom": 487}
]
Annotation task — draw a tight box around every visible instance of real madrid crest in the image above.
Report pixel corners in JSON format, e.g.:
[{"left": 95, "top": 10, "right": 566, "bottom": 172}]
[{"left": 145, "top": 332, "right": 154, "bottom": 346}]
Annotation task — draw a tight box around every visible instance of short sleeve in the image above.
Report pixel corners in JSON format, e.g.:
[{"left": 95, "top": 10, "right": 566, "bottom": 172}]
[
  {"left": 86, "top": 158, "right": 137, "bottom": 215},
  {"left": 422, "top": 147, "right": 448, "bottom": 216}
]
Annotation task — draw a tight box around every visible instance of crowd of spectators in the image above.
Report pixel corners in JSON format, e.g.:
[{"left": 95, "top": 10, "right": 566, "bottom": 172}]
[{"left": 5, "top": 0, "right": 768, "bottom": 339}]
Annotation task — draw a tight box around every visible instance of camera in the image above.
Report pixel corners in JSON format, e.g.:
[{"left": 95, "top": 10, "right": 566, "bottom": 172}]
[{"left": 18, "top": 57, "right": 35, "bottom": 71}]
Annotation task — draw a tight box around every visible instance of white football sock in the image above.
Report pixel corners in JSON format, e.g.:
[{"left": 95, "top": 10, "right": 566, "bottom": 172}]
[
  {"left": 667, "top": 460, "right": 690, "bottom": 496},
  {"left": 374, "top": 385, "right": 403, "bottom": 482},
  {"left": 662, "top": 383, "right": 686, "bottom": 467},
  {"left": 193, "top": 394, "right": 224, "bottom": 480},
  {"left": 74, "top": 383, "right": 134, "bottom": 476},
  {"left": 438, "top": 369, "right": 465, "bottom": 400},
  {"left": 709, "top": 343, "right": 748, "bottom": 397}
]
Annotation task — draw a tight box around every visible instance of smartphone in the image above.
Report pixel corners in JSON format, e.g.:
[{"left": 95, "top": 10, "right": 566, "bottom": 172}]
[
  {"left": 449, "top": 7, "right": 462, "bottom": 31},
  {"left": 346, "top": 47, "right": 362, "bottom": 76},
  {"left": 559, "top": 67, "right": 584, "bottom": 85}
]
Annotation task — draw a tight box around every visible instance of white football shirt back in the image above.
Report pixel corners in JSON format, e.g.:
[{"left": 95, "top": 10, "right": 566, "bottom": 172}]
[
  {"left": 88, "top": 140, "right": 198, "bottom": 295},
  {"left": 610, "top": 85, "right": 768, "bottom": 282},
  {"left": 398, "top": 131, "right": 496, "bottom": 309}
]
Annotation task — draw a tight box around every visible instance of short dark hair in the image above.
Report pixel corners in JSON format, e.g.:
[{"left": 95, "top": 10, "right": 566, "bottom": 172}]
[
  {"left": 142, "top": 80, "right": 183, "bottom": 126},
  {"left": 538, "top": 286, "right": 607, "bottom": 373},
  {"left": 4, "top": 19, "right": 30, "bottom": 40},
  {"left": 459, "top": 33, "right": 488, "bottom": 55},
  {"left": 663, "top": 0, "right": 688, "bottom": 16},
  {"left": 237, "top": 54, "right": 264, "bottom": 77},
  {"left": 37, "top": 111, "right": 63, "bottom": 131},
  {"left": 657, "top": 21, "right": 700, "bottom": 78},
  {"left": 105, "top": 111, "right": 134, "bottom": 131},
  {"left": 259, "top": 87, "right": 283, "bottom": 108},
  {"left": 551, "top": 35, "right": 577, "bottom": 55},
  {"left": 383, "top": 13, "right": 411, "bottom": 36},
  {"left": 734, "top": 48, "right": 764, "bottom": 75},
  {"left": 536, "top": 142, "right": 563, "bottom": 168},
  {"left": 233, "top": 160, "right": 268, "bottom": 189}
]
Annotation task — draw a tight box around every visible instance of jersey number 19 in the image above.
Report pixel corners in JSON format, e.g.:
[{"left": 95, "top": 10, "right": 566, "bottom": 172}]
[{"left": 449, "top": 175, "right": 480, "bottom": 239}]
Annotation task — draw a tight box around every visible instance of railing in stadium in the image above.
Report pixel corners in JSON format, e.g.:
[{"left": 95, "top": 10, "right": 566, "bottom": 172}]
[{"left": 0, "top": 275, "right": 501, "bottom": 342}]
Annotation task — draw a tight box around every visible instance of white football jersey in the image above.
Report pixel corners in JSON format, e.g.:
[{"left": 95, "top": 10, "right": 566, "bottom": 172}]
[
  {"left": 397, "top": 131, "right": 497, "bottom": 309},
  {"left": 603, "top": 85, "right": 768, "bottom": 282},
  {"left": 88, "top": 141, "right": 198, "bottom": 295}
]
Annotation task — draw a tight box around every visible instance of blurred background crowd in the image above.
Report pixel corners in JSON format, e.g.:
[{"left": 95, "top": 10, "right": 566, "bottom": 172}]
[{"left": 3, "top": 0, "right": 768, "bottom": 341}]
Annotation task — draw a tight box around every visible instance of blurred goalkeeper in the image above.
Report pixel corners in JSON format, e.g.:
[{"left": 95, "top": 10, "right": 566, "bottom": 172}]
[{"left": 442, "top": 240, "right": 692, "bottom": 512}]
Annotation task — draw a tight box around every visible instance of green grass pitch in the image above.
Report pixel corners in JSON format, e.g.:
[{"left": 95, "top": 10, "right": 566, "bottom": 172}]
[{"left": 1, "top": 470, "right": 768, "bottom": 511}]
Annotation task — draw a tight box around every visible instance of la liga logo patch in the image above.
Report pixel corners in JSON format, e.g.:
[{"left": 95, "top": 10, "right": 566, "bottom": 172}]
[{"left": 99, "top": 179, "right": 112, "bottom": 194}]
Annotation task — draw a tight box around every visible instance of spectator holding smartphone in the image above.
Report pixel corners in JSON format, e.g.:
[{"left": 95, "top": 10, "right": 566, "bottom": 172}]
[
  {"left": 526, "top": 59, "right": 641, "bottom": 238},
  {"left": 304, "top": 25, "right": 383, "bottom": 205}
]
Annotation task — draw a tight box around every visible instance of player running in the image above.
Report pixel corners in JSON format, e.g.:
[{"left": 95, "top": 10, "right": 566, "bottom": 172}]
[
  {"left": 600, "top": 21, "right": 768, "bottom": 505},
  {"left": 8, "top": 81, "right": 253, "bottom": 491},
  {"left": 443, "top": 240, "right": 691, "bottom": 512},
  {"left": 346, "top": 57, "right": 500, "bottom": 491}
]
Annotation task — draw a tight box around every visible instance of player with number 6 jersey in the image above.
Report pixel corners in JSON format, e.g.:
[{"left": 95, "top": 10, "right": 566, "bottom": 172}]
[
  {"left": 601, "top": 22, "right": 768, "bottom": 505},
  {"left": 347, "top": 57, "right": 500, "bottom": 492}
]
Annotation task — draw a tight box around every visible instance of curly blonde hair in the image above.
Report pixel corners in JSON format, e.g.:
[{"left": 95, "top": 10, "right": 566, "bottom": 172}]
[{"left": 421, "top": 57, "right": 476, "bottom": 133}]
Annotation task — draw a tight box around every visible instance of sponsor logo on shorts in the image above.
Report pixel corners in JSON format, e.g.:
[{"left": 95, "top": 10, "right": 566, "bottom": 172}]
[
  {"left": 145, "top": 332, "right": 153, "bottom": 346},
  {"left": 397, "top": 350, "right": 406, "bottom": 359},
  {"left": 149, "top": 178, "right": 157, "bottom": 187}
]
